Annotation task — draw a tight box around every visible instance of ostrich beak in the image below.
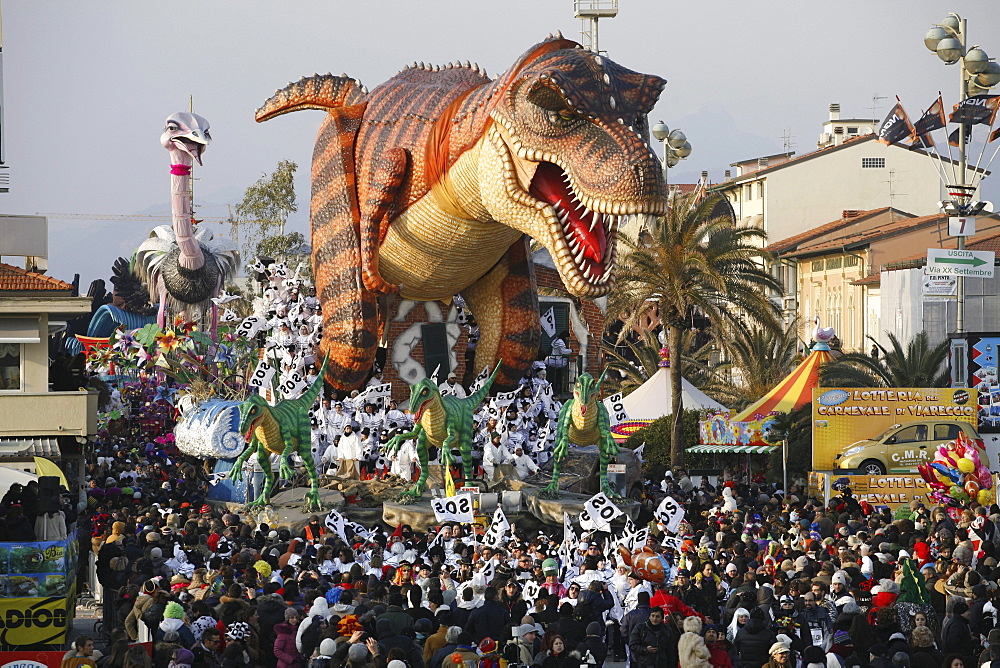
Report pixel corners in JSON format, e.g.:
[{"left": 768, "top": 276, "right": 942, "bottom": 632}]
[{"left": 172, "top": 134, "right": 209, "bottom": 166}]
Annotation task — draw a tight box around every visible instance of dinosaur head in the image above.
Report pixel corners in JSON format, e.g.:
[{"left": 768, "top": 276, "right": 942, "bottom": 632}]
[
  {"left": 482, "top": 38, "right": 668, "bottom": 298},
  {"left": 408, "top": 379, "right": 442, "bottom": 421},
  {"left": 238, "top": 394, "right": 269, "bottom": 441},
  {"left": 161, "top": 112, "right": 211, "bottom": 166},
  {"left": 572, "top": 372, "right": 601, "bottom": 416}
]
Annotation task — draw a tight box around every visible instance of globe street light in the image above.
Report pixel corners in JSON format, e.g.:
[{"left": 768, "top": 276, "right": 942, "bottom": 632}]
[
  {"left": 924, "top": 13, "right": 998, "bottom": 333},
  {"left": 651, "top": 121, "right": 693, "bottom": 197}
]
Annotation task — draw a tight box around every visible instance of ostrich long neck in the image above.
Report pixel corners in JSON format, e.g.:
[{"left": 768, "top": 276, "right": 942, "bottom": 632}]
[{"left": 169, "top": 150, "right": 205, "bottom": 270}]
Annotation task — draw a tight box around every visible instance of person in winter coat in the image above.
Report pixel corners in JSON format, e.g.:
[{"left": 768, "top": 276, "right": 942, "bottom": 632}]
[
  {"left": 155, "top": 601, "right": 196, "bottom": 649},
  {"left": 273, "top": 608, "right": 306, "bottom": 668},
  {"left": 255, "top": 592, "right": 287, "bottom": 658},
  {"left": 549, "top": 603, "right": 586, "bottom": 650},
  {"left": 125, "top": 580, "right": 158, "bottom": 641},
  {"left": 760, "top": 642, "right": 793, "bottom": 668},
  {"left": 620, "top": 592, "right": 651, "bottom": 661},
  {"left": 908, "top": 626, "right": 943, "bottom": 668},
  {"left": 532, "top": 633, "right": 576, "bottom": 668},
  {"left": 222, "top": 621, "right": 253, "bottom": 668},
  {"left": 628, "top": 607, "right": 677, "bottom": 668},
  {"left": 940, "top": 600, "right": 974, "bottom": 659},
  {"left": 466, "top": 586, "right": 512, "bottom": 644},
  {"left": 733, "top": 608, "right": 776, "bottom": 668},
  {"left": 677, "top": 616, "right": 712, "bottom": 668},
  {"left": 575, "top": 622, "right": 608, "bottom": 668},
  {"left": 296, "top": 597, "right": 332, "bottom": 654},
  {"left": 703, "top": 624, "right": 733, "bottom": 668}
]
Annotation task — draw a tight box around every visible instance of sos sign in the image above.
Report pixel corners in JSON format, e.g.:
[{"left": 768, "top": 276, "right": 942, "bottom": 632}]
[{"left": 430, "top": 494, "right": 474, "bottom": 523}]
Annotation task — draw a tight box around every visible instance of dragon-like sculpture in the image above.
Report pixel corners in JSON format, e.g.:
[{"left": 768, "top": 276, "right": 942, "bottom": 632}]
[
  {"left": 256, "top": 34, "right": 668, "bottom": 391},
  {"left": 542, "top": 370, "right": 621, "bottom": 499},
  {"left": 386, "top": 363, "right": 500, "bottom": 501},
  {"left": 229, "top": 358, "right": 327, "bottom": 511},
  {"left": 134, "top": 112, "right": 239, "bottom": 334}
]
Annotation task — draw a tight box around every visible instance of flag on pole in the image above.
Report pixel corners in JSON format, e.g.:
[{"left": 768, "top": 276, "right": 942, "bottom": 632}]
[
  {"left": 914, "top": 94, "right": 947, "bottom": 137},
  {"left": 950, "top": 95, "right": 1000, "bottom": 126},
  {"left": 469, "top": 366, "right": 491, "bottom": 394},
  {"left": 877, "top": 101, "right": 915, "bottom": 146},
  {"left": 540, "top": 307, "right": 557, "bottom": 337},
  {"left": 990, "top": 126, "right": 1000, "bottom": 144},
  {"left": 949, "top": 125, "right": 972, "bottom": 147}
]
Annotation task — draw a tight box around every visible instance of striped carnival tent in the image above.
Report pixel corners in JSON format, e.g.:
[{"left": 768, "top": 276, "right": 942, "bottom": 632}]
[
  {"left": 693, "top": 341, "right": 833, "bottom": 453},
  {"left": 730, "top": 342, "right": 833, "bottom": 422}
]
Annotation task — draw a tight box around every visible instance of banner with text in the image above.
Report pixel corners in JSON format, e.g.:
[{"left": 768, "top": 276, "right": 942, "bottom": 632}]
[{"left": 812, "top": 387, "right": 978, "bottom": 471}]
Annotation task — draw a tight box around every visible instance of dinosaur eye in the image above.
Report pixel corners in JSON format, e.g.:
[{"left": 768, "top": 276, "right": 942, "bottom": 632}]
[
  {"left": 204, "top": 130, "right": 212, "bottom": 140},
  {"left": 166, "top": 123, "right": 180, "bottom": 132},
  {"left": 546, "top": 108, "right": 579, "bottom": 126}
]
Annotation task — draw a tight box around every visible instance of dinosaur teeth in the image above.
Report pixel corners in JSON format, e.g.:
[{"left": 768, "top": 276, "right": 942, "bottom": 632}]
[{"left": 573, "top": 246, "right": 586, "bottom": 266}]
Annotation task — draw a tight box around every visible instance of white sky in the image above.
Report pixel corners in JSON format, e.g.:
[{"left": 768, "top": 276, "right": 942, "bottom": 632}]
[{"left": 2, "top": 0, "right": 998, "bottom": 286}]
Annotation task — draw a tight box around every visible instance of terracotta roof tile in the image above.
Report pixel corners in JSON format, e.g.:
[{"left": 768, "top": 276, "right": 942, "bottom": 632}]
[
  {"left": 0, "top": 263, "right": 74, "bottom": 292},
  {"left": 782, "top": 211, "right": 967, "bottom": 257},
  {"left": 851, "top": 273, "right": 882, "bottom": 286},
  {"left": 764, "top": 207, "right": 899, "bottom": 254}
]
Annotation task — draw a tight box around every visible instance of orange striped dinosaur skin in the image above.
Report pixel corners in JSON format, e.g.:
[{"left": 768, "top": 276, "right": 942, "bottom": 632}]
[{"left": 256, "top": 35, "right": 669, "bottom": 391}]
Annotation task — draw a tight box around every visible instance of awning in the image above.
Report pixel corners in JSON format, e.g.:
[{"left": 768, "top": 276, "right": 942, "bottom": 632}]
[
  {"left": 0, "top": 317, "right": 40, "bottom": 343},
  {"left": 686, "top": 444, "right": 778, "bottom": 454},
  {"left": 0, "top": 437, "right": 61, "bottom": 460}
]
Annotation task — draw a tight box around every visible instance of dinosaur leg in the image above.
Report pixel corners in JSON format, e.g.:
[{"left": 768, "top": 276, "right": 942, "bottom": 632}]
[
  {"left": 311, "top": 109, "right": 379, "bottom": 391},
  {"left": 598, "top": 411, "right": 623, "bottom": 500},
  {"left": 462, "top": 236, "right": 541, "bottom": 391},
  {"left": 250, "top": 448, "right": 273, "bottom": 509},
  {"left": 358, "top": 147, "right": 408, "bottom": 294},
  {"left": 540, "top": 435, "right": 567, "bottom": 498},
  {"left": 298, "top": 433, "right": 323, "bottom": 512}
]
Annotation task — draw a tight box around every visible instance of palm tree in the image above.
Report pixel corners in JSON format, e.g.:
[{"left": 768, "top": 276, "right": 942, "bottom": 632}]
[
  {"left": 700, "top": 321, "right": 801, "bottom": 410},
  {"left": 601, "top": 328, "right": 713, "bottom": 395},
  {"left": 608, "top": 194, "right": 781, "bottom": 466},
  {"left": 820, "top": 331, "right": 950, "bottom": 387}
]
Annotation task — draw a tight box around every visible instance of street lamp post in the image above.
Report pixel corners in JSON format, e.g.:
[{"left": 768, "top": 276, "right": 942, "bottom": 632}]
[
  {"left": 651, "top": 121, "right": 692, "bottom": 202},
  {"left": 924, "top": 13, "right": 1000, "bottom": 333}
]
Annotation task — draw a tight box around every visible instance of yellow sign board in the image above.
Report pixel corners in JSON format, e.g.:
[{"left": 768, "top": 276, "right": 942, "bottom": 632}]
[
  {"left": 840, "top": 474, "right": 927, "bottom": 509},
  {"left": 812, "top": 388, "right": 977, "bottom": 472},
  {"left": 0, "top": 591, "right": 75, "bottom": 649}
]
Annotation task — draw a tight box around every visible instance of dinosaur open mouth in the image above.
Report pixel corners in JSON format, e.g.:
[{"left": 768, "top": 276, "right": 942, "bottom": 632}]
[
  {"left": 529, "top": 162, "right": 613, "bottom": 284},
  {"left": 414, "top": 398, "right": 432, "bottom": 422}
]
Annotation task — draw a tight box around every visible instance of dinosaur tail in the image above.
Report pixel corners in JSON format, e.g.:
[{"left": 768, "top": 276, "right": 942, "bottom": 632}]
[
  {"left": 467, "top": 361, "right": 502, "bottom": 409},
  {"left": 255, "top": 74, "right": 367, "bottom": 122}
]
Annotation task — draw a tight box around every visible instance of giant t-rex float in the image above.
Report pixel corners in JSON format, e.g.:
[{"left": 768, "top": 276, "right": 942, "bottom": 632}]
[{"left": 256, "top": 34, "right": 668, "bottom": 390}]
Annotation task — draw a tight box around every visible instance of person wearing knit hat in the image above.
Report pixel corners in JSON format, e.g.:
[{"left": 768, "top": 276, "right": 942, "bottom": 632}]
[
  {"left": 317, "top": 637, "right": 338, "bottom": 660},
  {"left": 347, "top": 642, "right": 369, "bottom": 665},
  {"left": 156, "top": 600, "right": 195, "bottom": 647},
  {"left": 170, "top": 648, "right": 194, "bottom": 667}
]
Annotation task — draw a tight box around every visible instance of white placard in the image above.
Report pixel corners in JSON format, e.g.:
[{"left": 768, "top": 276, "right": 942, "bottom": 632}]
[
  {"left": 481, "top": 506, "right": 510, "bottom": 548},
  {"left": 603, "top": 392, "right": 629, "bottom": 426},
  {"left": 279, "top": 369, "right": 309, "bottom": 399},
  {"left": 469, "top": 367, "right": 491, "bottom": 394},
  {"left": 357, "top": 382, "right": 392, "bottom": 403},
  {"left": 521, "top": 579, "right": 542, "bottom": 605},
  {"left": 235, "top": 315, "right": 265, "bottom": 339},
  {"left": 430, "top": 493, "right": 475, "bottom": 523},
  {"left": 324, "top": 508, "right": 347, "bottom": 540},
  {"left": 220, "top": 308, "right": 240, "bottom": 323},
  {"left": 248, "top": 360, "right": 276, "bottom": 394},
  {"left": 541, "top": 307, "right": 557, "bottom": 337},
  {"left": 579, "top": 491, "right": 624, "bottom": 531},
  {"left": 655, "top": 495, "right": 685, "bottom": 534}
]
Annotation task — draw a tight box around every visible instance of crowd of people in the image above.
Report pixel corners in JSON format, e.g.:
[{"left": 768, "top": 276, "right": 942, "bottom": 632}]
[{"left": 68, "top": 425, "right": 1000, "bottom": 668}]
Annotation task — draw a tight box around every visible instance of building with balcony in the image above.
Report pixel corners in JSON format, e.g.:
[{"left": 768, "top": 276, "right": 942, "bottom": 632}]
[{"left": 0, "top": 228, "right": 95, "bottom": 480}]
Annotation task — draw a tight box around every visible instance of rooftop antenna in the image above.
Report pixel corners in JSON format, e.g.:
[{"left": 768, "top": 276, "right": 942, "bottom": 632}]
[
  {"left": 870, "top": 94, "right": 887, "bottom": 120},
  {"left": 781, "top": 129, "right": 795, "bottom": 153},
  {"left": 574, "top": 0, "right": 618, "bottom": 54}
]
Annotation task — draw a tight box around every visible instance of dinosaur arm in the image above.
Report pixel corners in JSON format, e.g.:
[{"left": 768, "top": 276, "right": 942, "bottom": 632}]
[
  {"left": 359, "top": 147, "right": 409, "bottom": 294},
  {"left": 230, "top": 441, "right": 256, "bottom": 481},
  {"left": 387, "top": 424, "right": 423, "bottom": 455}
]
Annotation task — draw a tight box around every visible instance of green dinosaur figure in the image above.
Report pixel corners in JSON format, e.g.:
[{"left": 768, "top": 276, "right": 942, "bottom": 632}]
[
  {"left": 541, "top": 370, "right": 621, "bottom": 499},
  {"left": 386, "top": 364, "right": 501, "bottom": 502},
  {"left": 229, "top": 357, "right": 327, "bottom": 511}
]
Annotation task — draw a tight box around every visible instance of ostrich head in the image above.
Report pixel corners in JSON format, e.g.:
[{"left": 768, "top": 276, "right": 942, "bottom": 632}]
[{"left": 161, "top": 112, "right": 211, "bottom": 165}]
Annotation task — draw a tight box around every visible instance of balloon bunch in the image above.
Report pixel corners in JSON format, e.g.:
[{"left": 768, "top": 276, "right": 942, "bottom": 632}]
[{"left": 918, "top": 431, "right": 995, "bottom": 506}]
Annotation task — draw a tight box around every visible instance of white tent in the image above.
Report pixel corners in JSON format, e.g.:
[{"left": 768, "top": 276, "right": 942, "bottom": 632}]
[{"left": 620, "top": 365, "right": 727, "bottom": 420}]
